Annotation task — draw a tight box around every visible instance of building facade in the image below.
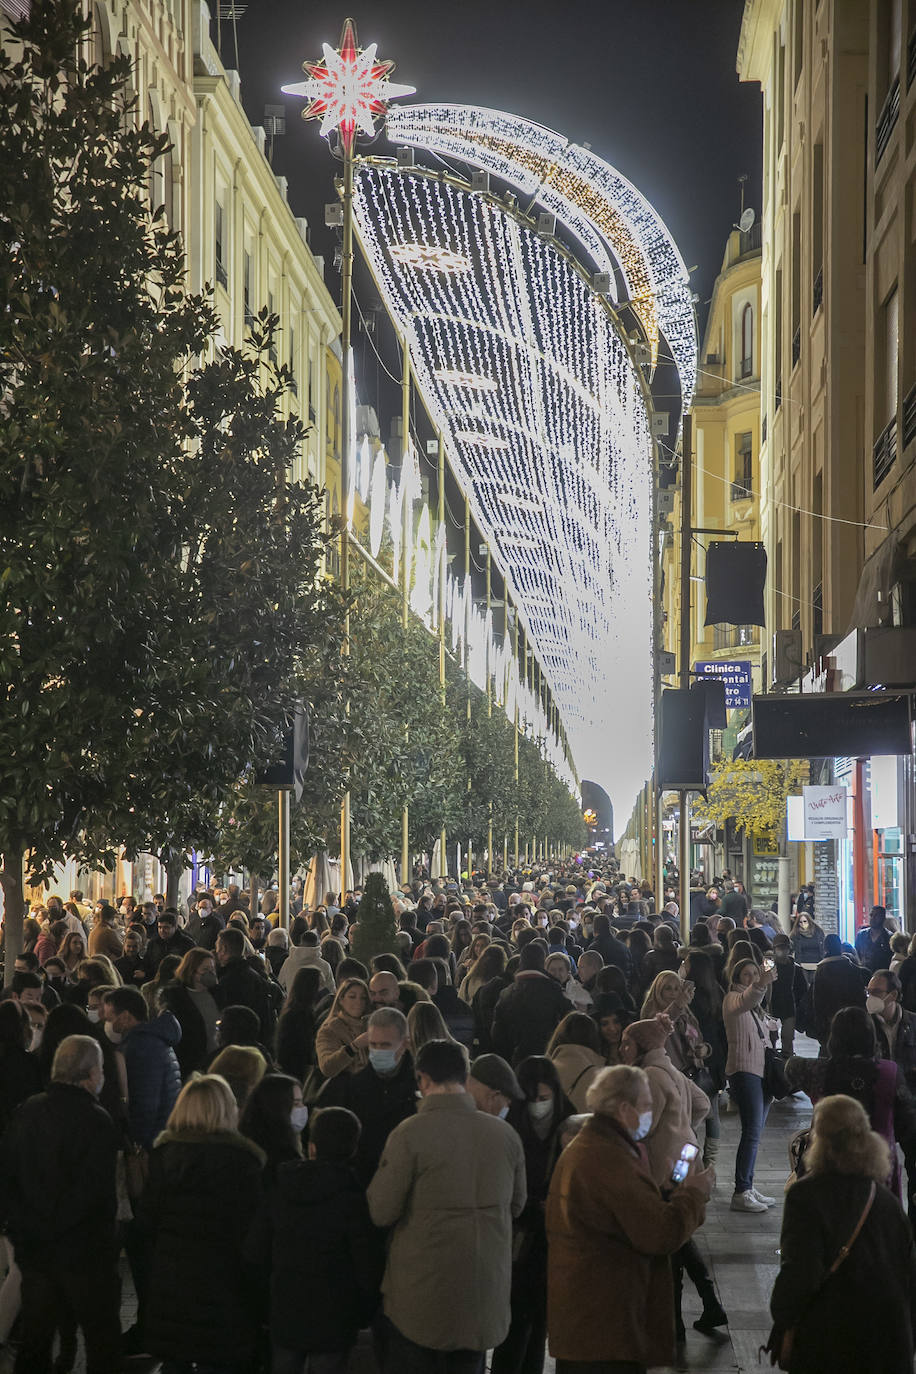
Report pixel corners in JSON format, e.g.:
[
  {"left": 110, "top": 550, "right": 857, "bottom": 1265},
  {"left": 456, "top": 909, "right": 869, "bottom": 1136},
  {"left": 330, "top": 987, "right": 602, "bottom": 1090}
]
[
  {"left": 738, "top": 0, "right": 916, "bottom": 934},
  {"left": 660, "top": 226, "right": 763, "bottom": 884}
]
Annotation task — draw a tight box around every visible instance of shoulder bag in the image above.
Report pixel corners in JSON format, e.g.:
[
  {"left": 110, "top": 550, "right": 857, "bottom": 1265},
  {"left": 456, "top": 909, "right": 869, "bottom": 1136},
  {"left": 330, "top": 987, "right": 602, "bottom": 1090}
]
[{"left": 759, "top": 1180, "right": 876, "bottom": 1370}]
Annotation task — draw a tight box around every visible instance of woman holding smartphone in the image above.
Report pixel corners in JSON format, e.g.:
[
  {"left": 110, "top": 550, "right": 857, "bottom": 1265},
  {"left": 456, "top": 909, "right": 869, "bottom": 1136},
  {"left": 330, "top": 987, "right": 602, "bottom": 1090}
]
[{"left": 724, "top": 956, "right": 777, "bottom": 1213}]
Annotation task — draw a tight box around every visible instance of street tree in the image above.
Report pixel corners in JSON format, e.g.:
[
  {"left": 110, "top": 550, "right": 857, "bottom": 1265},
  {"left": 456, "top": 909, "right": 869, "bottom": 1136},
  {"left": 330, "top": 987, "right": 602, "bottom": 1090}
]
[{"left": 0, "top": 1, "right": 335, "bottom": 969}]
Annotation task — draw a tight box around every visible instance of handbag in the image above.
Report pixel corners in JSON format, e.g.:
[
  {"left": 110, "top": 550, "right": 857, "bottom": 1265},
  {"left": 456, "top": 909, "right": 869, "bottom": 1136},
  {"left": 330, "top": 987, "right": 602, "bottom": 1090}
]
[
  {"left": 784, "top": 1127, "right": 811, "bottom": 1190},
  {"left": 763, "top": 1046, "right": 791, "bottom": 1100},
  {"left": 759, "top": 1180, "right": 876, "bottom": 1370}
]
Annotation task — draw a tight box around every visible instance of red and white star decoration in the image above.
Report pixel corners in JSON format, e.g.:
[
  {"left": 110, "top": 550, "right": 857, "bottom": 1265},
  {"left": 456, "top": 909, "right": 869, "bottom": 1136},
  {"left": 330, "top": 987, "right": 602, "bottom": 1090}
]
[{"left": 282, "top": 18, "right": 415, "bottom": 155}]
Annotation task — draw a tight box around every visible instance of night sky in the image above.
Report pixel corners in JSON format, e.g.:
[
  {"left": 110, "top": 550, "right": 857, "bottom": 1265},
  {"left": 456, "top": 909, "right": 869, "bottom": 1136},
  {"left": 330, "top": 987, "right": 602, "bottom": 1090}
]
[{"left": 229, "top": 0, "right": 761, "bottom": 327}]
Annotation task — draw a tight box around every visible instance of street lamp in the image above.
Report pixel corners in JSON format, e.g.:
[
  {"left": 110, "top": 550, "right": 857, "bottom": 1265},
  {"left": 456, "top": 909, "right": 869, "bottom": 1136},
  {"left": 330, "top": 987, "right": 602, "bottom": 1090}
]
[{"left": 283, "top": 19, "right": 414, "bottom": 896}]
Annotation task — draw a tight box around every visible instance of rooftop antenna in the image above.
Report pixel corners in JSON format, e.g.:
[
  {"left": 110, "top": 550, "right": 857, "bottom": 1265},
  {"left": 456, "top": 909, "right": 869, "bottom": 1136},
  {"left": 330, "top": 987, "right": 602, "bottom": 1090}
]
[{"left": 217, "top": 2, "right": 246, "bottom": 72}]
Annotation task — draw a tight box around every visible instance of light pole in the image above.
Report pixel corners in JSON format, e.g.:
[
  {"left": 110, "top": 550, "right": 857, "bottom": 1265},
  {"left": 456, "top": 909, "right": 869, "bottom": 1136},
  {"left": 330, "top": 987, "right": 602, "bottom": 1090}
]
[{"left": 283, "top": 19, "right": 414, "bottom": 900}]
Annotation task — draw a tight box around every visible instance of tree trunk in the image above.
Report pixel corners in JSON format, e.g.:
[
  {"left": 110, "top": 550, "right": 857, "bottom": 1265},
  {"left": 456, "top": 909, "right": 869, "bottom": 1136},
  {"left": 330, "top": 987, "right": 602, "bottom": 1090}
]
[
  {"left": 165, "top": 856, "right": 183, "bottom": 914},
  {"left": 0, "top": 850, "right": 26, "bottom": 987},
  {"left": 249, "top": 872, "right": 260, "bottom": 920}
]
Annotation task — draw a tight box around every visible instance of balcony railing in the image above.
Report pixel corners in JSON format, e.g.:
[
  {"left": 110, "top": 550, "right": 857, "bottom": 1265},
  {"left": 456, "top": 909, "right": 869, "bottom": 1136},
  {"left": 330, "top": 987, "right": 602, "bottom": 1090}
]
[
  {"left": 775, "top": 383, "right": 782, "bottom": 413},
  {"left": 731, "top": 480, "right": 754, "bottom": 504},
  {"left": 875, "top": 77, "right": 901, "bottom": 164},
  {"left": 739, "top": 356, "right": 753, "bottom": 380},
  {"left": 813, "top": 582, "right": 823, "bottom": 639},
  {"left": 909, "top": 24, "right": 916, "bottom": 89},
  {"left": 762, "top": 414, "right": 767, "bottom": 444},
  {"left": 813, "top": 267, "right": 823, "bottom": 315},
  {"left": 792, "top": 326, "right": 801, "bottom": 367},
  {"left": 873, "top": 417, "right": 897, "bottom": 489},
  {"left": 903, "top": 383, "right": 916, "bottom": 451},
  {"left": 215, "top": 258, "right": 228, "bottom": 288},
  {"left": 713, "top": 623, "right": 759, "bottom": 651}
]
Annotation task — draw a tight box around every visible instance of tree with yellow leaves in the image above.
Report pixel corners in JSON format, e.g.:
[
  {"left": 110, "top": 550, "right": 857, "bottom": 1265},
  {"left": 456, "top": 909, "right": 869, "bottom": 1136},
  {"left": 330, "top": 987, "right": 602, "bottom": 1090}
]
[{"left": 693, "top": 759, "right": 809, "bottom": 842}]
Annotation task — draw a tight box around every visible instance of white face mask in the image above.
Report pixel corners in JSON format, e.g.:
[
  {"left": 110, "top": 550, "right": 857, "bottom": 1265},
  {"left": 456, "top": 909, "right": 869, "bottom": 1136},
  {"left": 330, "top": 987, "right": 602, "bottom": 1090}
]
[
  {"left": 866, "top": 995, "right": 886, "bottom": 1016},
  {"left": 630, "top": 1110, "right": 652, "bottom": 1142},
  {"left": 30, "top": 1027, "right": 43, "bottom": 1051},
  {"left": 104, "top": 1023, "right": 123, "bottom": 1044},
  {"left": 528, "top": 1098, "right": 553, "bottom": 1122},
  {"left": 497, "top": 1104, "right": 510, "bottom": 1120},
  {"left": 86, "top": 1008, "right": 101, "bottom": 1024},
  {"left": 290, "top": 1105, "right": 309, "bottom": 1133}
]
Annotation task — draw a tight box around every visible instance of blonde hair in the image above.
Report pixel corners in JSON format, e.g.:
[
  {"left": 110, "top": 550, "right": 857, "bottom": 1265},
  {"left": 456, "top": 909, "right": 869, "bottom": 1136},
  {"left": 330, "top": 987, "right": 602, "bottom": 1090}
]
[
  {"left": 329, "top": 977, "right": 369, "bottom": 1018},
  {"left": 166, "top": 1073, "right": 239, "bottom": 1134},
  {"left": 407, "top": 1000, "right": 454, "bottom": 1051},
  {"left": 641, "top": 970, "right": 682, "bottom": 1019},
  {"left": 174, "top": 947, "right": 215, "bottom": 988},
  {"left": 585, "top": 1064, "right": 649, "bottom": 1117},
  {"left": 208, "top": 1046, "right": 267, "bottom": 1109},
  {"left": 805, "top": 1093, "right": 891, "bottom": 1182}
]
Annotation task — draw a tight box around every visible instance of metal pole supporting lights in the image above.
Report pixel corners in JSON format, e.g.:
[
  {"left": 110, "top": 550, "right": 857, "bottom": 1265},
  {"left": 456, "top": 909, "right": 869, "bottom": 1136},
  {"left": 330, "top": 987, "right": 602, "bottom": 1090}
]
[{"left": 283, "top": 20, "right": 415, "bottom": 899}]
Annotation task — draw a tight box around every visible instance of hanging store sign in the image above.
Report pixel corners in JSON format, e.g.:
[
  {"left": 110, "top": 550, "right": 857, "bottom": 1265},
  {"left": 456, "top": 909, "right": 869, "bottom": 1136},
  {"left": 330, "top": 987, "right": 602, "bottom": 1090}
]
[
  {"left": 694, "top": 660, "right": 752, "bottom": 710},
  {"left": 802, "top": 785, "right": 848, "bottom": 839}
]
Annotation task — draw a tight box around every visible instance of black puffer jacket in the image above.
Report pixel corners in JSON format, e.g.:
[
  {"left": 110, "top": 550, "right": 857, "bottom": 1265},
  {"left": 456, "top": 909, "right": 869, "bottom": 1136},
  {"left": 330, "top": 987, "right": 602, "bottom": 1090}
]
[
  {"left": 136, "top": 1130, "right": 265, "bottom": 1364},
  {"left": 246, "top": 1158, "right": 382, "bottom": 1352},
  {"left": 491, "top": 973, "right": 572, "bottom": 1065}
]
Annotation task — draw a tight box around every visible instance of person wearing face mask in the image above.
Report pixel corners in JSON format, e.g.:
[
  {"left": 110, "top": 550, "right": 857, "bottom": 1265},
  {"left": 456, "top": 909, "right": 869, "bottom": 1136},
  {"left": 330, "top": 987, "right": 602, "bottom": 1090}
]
[
  {"left": 101, "top": 986, "right": 181, "bottom": 1150},
  {"left": 546, "top": 1064, "right": 712, "bottom": 1374},
  {"left": 493, "top": 1058, "right": 573, "bottom": 1374},
  {"left": 619, "top": 1018, "right": 726, "bottom": 1344},
  {"left": 867, "top": 970, "right": 916, "bottom": 1094},
  {"left": 238, "top": 1072, "right": 307, "bottom": 1185},
  {"left": 317, "top": 1007, "right": 417, "bottom": 1185},
  {"left": 159, "top": 947, "right": 221, "bottom": 1079},
  {"left": 789, "top": 910, "right": 826, "bottom": 971},
  {"left": 468, "top": 1053, "right": 525, "bottom": 1118},
  {"left": 368, "top": 1039, "right": 527, "bottom": 1372}
]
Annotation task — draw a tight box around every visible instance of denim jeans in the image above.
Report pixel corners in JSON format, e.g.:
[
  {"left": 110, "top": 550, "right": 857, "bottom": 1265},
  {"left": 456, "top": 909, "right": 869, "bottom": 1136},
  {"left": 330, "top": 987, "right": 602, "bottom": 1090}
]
[{"left": 728, "top": 1071, "right": 770, "bottom": 1193}]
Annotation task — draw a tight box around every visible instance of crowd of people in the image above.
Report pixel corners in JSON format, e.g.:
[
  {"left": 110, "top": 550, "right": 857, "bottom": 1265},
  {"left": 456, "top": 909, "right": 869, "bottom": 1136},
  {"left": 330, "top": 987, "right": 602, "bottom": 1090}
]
[{"left": 0, "top": 869, "right": 913, "bottom": 1374}]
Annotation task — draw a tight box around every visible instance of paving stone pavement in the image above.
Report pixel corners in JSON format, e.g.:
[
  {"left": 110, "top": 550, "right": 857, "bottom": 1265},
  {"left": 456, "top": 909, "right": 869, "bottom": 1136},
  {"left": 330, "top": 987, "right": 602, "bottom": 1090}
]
[{"left": 47, "top": 1037, "right": 817, "bottom": 1373}]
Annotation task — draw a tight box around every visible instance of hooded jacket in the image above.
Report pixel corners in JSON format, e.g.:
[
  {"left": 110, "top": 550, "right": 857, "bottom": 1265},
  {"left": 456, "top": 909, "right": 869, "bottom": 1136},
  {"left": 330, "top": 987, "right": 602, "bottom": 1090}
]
[
  {"left": 246, "top": 1157, "right": 382, "bottom": 1351},
  {"left": 121, "top": 1011, "right": 182, "bottom": 1149},
  {"left": 549, "top": 1042, "right": 605, "bottom": 1113}
]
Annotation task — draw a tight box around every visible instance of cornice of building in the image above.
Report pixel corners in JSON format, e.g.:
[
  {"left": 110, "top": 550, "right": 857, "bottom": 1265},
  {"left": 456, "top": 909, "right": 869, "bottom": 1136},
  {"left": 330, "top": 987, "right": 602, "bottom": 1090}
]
[{"left": 737, "top": 0, "right": 782, "bottom": 85}]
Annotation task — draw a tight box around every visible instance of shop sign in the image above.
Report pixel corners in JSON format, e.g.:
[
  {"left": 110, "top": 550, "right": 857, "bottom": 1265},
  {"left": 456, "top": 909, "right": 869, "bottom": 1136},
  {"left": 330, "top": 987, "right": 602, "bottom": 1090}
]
[
  {"left": 803, "top": 785, "right": 848, "bottom": 839},
  {"left": 694, "top": 660, "right": 752, "bottom": 709}
]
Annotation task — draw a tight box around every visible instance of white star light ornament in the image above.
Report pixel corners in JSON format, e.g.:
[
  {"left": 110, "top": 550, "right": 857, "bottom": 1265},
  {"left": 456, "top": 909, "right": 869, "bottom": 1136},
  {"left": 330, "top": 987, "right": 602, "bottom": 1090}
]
[{"left": 282, "top": 18, "right": 415, "bottom": 155}]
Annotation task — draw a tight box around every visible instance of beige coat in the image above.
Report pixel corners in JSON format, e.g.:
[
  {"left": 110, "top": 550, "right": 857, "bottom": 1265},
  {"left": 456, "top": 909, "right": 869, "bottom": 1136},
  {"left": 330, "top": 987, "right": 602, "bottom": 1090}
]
[
  {"left": 638, "top": 1046, "right": 709, "bottom": 1188},
  {"left": 547, "top": 1114, "right": 706, "bottom": 1366},
  {"left": 550, "top": 1043, "right": 605, "bottom": 1112},
  {"left": 314, "top": 1010, "right": 368, "bottom": 1077},
  {"left": 367, "top": 1091, "right": 526, "bottom": 1352}
]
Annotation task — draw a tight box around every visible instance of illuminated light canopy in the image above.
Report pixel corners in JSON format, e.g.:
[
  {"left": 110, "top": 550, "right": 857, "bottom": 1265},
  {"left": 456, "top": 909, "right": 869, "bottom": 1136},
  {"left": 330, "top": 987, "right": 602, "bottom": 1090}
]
[
  {"left": 389, "top": 242, "right": 472, "bottom": 273},
  {"left": 386, "top": 104, "right": 697, "bottom": 406},
  {"left": 282, "top": 18, "right": 415, "bottom": 154},
  {"left": 435, "top": 368, "right": 499, "bottom": 392},
  {"left": 353, "top": 164, "right": 654, "bottom": 820}
]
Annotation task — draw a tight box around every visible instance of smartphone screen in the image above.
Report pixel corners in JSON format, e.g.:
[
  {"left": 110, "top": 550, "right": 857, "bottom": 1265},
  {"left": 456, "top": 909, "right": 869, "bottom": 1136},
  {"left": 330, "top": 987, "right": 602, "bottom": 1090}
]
[{"left": 670, "top": 1142, "right": 699, "bottom": 1184}]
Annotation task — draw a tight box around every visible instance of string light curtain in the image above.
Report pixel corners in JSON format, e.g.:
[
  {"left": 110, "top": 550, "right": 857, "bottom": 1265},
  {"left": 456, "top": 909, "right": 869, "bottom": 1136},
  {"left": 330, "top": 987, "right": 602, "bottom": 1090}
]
[{"left": 353, "top": 164, "right": 654, "bottom": 823}]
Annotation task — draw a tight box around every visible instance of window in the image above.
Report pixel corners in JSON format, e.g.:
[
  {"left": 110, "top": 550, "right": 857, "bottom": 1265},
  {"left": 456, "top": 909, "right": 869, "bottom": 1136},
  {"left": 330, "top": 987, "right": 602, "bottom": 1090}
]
[
  {"left": 793, "top": 0, "right": 804, "bottom": 87},
  {"left": 267, "top": 290, "right": 276, "bottom": 360},
  {"left": 740, "top": 303, "right": 753, "bottom": 379},
  {"left": 774, "top": 267, "right": 783, "bottom": 409},
  {"left": 882, "top": 286, "right": 899, "bottom": 426},
  {"left": 732, "top": 432, "right": 753, "bottom": 501},
  {"left": 288, "top": 321, "right": 297, "bottom": 394},
  {"left": 791, "top": 209, "right": 801, "bottom": 364},
  {"left": 214, "top": 202, "right": 227, "bottom": 288},
  {"left": 244, "top": 251, "right": 254, "bottom": 326}
]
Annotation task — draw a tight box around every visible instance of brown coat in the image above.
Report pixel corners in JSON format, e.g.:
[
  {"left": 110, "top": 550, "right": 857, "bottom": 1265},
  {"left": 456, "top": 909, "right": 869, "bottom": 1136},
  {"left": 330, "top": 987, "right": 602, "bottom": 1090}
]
[
  {"left": 367, "top": 1091, "right": 526, "bottom": 1352},
  {"left": 88, "top": 922, "right": 123, "bottom": 960},
  {"left": 546, "top": 1114, "right": 706, "bottom": 1366},
  {"left": 315, "top": 1010, "right": 367, "bottom": 1077},
  {"left": 549, "top": 1043, "right": 605, "bottom": 1113},
  {"left": 639, "top": 1046, "right": 710, "bottom": 1189}
]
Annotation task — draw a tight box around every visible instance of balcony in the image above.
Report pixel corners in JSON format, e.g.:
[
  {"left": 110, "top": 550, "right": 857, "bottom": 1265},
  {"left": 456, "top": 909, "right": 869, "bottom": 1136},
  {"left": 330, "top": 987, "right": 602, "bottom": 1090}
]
[
  {"left": 908, "top": 24, "right": 916, "bottom": 90},
  {"left": 873, "top": 417, "right": 897, "bottom": 489},
  {"left": 875, "top": 77, "right": 900, "bottom": 164},
  {"left": 739, "top": 356, "right": 753, "bottom": 380},
  {"left": 813, "top": 267, "right": 823, "bottom": 315},
  {"left": 775, "top": 383, "right": 782, "bottom": 413},
  {"left": 730, "top": 479, "right": 754, "bottom": 504},
  {"left": 762, "top": 414, "right": 767, "bottom": 444},
  {"left": 903, "top": 383, "right": 916, "bottom": 451},
  {"left": 215, "top": 259, "right": 228, "bottom": 289},
  {"left": 792, "top": 326, "right": 801, "bottom": 367},
  {"left": 713, "top": 623, "right": 759, "bottom": 651}
]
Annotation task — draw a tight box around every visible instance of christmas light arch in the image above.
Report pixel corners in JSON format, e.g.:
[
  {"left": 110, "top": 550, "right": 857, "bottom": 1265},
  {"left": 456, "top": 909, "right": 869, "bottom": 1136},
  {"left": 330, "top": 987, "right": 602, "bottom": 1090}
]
[{"left": 352, "top": 162, "right": 657, "bottom": 822}]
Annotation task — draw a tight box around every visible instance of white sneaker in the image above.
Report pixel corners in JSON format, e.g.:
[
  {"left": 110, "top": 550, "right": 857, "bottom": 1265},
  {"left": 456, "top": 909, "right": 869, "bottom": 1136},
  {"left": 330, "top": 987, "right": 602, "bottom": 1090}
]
[
  {"left": 751, "top": 1187, "right": 776, "bottom": 1206},
  {"left": 730, "top": 1190, "right": 768, "bottom": 1213}
]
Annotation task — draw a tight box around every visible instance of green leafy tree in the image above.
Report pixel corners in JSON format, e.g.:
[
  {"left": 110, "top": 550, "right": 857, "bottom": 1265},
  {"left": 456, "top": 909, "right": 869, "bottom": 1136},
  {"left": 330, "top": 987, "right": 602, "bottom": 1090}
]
[
  {"left": 349, "top": 871, "right": 399, "bottom": 965},
  {"left": 0, "top": 1, "right": 336, "bottom": 970}
]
